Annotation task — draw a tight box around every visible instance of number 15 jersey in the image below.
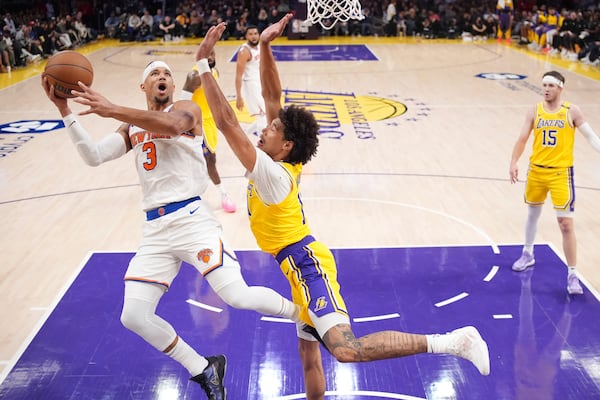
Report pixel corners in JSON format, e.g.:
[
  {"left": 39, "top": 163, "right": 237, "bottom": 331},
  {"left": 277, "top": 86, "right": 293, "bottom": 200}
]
[{"left": 530, "top": 101, "right": 575, "bottom": 168}]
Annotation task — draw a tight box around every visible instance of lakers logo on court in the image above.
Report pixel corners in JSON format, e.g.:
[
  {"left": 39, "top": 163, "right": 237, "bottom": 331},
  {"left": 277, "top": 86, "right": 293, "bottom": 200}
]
[{"left": 232, "top": 90, "right": 409, "bottom": 140}]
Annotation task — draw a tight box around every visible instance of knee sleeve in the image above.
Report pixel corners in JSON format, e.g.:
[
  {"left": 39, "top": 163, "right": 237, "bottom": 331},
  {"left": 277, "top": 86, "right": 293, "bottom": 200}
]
[
  {"left": 215, "top": 279, "right": 255, "bottom": 309},
  {"left": 214, "top": 278, "right": 285, "bottom": 316},
  {"left": 120, "top": 282, "right": 176, "bottom": 351}
]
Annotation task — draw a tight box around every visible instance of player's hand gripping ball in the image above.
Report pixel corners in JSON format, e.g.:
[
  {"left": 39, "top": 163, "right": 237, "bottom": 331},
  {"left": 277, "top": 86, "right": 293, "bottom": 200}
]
[{"left": 43, "top": 50, "right": 94, "bottom": 98}]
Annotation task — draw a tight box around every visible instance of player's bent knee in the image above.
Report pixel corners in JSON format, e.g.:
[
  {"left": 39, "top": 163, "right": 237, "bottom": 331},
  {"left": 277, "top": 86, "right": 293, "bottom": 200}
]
[
  {"left": 120, "top": 303, "right": 146, "bottom": 333},
  {"left": 217, "top": 287, "right": 250, "bottom": 309},
  {"left": 330, "top": 346, "right": 361, "bottom": 363}
]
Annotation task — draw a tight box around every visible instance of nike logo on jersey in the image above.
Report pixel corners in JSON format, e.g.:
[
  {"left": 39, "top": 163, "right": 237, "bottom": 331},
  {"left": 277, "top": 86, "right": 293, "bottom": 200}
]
[{"left": 189, "top": 206, "right": 200, "bottom": 215}]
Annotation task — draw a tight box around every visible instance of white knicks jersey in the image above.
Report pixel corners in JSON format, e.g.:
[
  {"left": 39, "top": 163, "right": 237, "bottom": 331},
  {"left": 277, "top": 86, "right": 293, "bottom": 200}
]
[
  {"left": 240, "top": 43, "right": 260, "bottom": 82},
  {"left": 129, "top": 116, "right": 208, "bottom": 211}
]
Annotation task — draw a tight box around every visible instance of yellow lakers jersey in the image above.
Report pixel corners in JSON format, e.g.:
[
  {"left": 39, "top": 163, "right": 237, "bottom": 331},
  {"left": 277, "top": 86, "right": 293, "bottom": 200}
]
[
  {"left": 248, "top": 162, "right": 310, "bottom": 256},
  {"left": 191, "top": 66, "right": 219, "bottom": 151},
  {"left": 546, "top": 12, "right": 562, "bottom": 28},
  {"left": 530, "top": 101, "right": 575, "bottom": 168},
  {"left": 496, "top": 0, "right": 513, "bottom": 11}
]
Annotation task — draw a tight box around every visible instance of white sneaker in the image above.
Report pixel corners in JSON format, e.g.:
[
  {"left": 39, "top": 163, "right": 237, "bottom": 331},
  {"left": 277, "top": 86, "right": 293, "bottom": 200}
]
[
  {"left": 446, "top": 326, "right": 490, "bottom": 376},
  {"left": 512, "top": 250, "right": 535, "bottom": 272},
  {"left": 567, "top": 273, "right": 583, "bottom": 295}
]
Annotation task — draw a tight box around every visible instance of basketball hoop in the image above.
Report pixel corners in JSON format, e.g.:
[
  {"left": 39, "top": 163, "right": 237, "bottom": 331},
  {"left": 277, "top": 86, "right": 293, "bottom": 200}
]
[{"left": 305, "top": 0, "right": 364, "bottom": 30}]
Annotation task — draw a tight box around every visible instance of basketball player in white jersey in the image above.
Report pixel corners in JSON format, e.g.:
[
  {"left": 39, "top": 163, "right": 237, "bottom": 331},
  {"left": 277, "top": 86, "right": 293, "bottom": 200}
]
[
  {"left": 41, "top": 60, "right": 300, "bottom": 400},
  {"left": 235, "top": 25, "right": 267, "bottom": 136},
  {"left": 196, "top": 19, "right": 490, "bottom": 400}
]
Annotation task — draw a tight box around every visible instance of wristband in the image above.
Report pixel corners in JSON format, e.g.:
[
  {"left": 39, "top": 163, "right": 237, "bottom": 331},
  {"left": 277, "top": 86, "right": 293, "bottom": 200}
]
[
  {"left": 180, "top": 90, "right": 193, "bottom": 100},
  {"left": 195, "top": 58, "right": 211, "bottom": 75}
]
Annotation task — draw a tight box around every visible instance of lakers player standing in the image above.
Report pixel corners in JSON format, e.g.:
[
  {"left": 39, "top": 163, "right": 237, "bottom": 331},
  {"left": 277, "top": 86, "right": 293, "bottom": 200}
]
[
  {"left": 510, "top": 70, "right": 600, "bottom": 294},
  {"left": 196, "top": 18, "right": 490, "bottom": 400},
  {"left": 41, "top": 60, "right": 301, "bottom": 399}
]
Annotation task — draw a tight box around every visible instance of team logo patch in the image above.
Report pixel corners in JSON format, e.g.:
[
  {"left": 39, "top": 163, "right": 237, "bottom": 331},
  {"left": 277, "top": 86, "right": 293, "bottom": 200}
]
[
  {"left": 313, "top": 296, "right": 328, "bottom": 313},
  {"left": 197, "top": 248, "right": 213, "bottom": 263}
]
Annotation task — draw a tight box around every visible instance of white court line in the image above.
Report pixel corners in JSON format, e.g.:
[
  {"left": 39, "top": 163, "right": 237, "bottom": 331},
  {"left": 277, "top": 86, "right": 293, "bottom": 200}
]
[
  {"left": 483, "top": 265, "right": 500, "bottom": 282},
  {"left": 304, "top": 197, "right": 500, "bottom": 254},
  {"left": 186, "top": 299, "right": 223, "bottom": 313},
  {"left": 0, "top": 251, "right": 95, "bottom": 386},
  {"left": 435, "top": 292, "right": 469, "bottom": 307},
  {"left": 547, "top": 242, "right": 600, "bottom": 301},
  {"left": 261, "top": 316, "right": 294, "bottom": 323},
  {"left": 493, "top": 314, "right": 513, "bottom": 319},
  {"left": 274, "top": 390, "right": 426, "bottom": 400},
  {"left": 353, "top": 313, "right": 400, "bottom": 323}
]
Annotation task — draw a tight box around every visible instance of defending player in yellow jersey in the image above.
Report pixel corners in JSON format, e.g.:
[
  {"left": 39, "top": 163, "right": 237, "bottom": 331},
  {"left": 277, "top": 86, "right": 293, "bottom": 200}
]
[
  {"left": 195, "top": 18, "right": 490, "bottom": 400},
  {"left": 181, "top": 49, "right": 236, "bottom": 213},
  {"left": 510, "top": 70, "right": 600, "bottom": 295}
]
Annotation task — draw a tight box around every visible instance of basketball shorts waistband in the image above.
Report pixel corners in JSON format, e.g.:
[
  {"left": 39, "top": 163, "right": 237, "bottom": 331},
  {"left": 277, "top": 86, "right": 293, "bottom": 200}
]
[
  {"left": 275, "top": 235, "right": 316, "bottom": 264},
  {"left": 531, "top": 164, "right": 572, "bottom": 169},
  {"left": 146, "top": 197, "right": 201, "bottom": 221}
]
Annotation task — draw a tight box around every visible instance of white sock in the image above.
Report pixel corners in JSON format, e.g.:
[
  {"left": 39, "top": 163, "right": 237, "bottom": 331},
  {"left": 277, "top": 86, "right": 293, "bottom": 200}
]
[
  {"left": 165, "top": 337, "right": 208, "bottom": 376},
  {"left": 281, "top": 298, "right": 301, "bottom": 322},
  {"left": 214, "top": 183, "right": 227, "bottom": 196},
  {"left": 568, "top": 266, "right": 577, "bottom": 275},
  {"left": 524, "top": 206, "right": 542, "bottom": 254},
  {"left": 426, "top": 333, "right": 450, "bottom": 354}
]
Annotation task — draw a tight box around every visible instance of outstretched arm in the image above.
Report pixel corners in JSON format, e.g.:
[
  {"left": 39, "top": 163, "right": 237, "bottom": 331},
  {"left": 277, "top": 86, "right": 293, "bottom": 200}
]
[
  {"left": 41, "top": 75, "right": 131, "bottom": 166},
  {"left": 71, "top": 82, "right": 198, "bottom": 137},
  {"left": 196, "top": 23, "right": 257, "bottom": 171},
  {"left": 259, "top": 13, "right": 294, "bottom": 124}
]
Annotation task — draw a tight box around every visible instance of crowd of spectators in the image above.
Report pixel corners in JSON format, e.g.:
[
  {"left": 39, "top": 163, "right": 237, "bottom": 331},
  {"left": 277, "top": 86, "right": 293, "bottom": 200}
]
[{"left": 1, "top": 0, "right": 599, "bottom": 73}]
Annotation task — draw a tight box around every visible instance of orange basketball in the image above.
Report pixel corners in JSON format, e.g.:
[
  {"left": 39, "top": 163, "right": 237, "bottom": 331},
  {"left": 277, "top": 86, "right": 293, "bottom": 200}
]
[{"left": 44, "top": 51, "right": 94, "bottom": 98}]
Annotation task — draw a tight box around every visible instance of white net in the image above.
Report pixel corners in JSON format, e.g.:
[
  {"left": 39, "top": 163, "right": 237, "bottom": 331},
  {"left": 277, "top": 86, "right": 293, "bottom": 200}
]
[{"left": 305, "top": 0, "right": 364, "bottom": 30}]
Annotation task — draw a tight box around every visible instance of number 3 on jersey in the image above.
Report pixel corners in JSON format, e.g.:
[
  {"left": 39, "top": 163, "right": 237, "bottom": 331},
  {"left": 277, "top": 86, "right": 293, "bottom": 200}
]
[
  {"left": 542, "top": 129, "right": 557, "bottom": 147},
  {"left": 142, "top": 142, "right": 157, "bottom": 170}
]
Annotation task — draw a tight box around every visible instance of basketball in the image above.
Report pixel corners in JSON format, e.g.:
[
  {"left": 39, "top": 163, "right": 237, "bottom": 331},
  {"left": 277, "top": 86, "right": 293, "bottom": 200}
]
[{"left": 44, "top": 51, "right": 94, "bottom": 98}]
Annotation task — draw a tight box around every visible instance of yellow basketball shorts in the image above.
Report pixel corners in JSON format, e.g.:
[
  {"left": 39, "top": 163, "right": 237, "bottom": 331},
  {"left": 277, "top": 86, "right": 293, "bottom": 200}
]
[
  {"left": 276, "top": 236, "right": 348, "bottom": 327},
  {"left": 524, "top": 164, "right": 575, "bottom": 211},
  {"left": 202, "top": 116, "right": 218, "bottom": 154}
]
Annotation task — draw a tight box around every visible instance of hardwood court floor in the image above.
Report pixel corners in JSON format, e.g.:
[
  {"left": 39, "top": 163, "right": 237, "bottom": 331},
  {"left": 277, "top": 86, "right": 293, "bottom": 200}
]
[{"left": 0, "top": 36, "right": 599, "bottom": 396}]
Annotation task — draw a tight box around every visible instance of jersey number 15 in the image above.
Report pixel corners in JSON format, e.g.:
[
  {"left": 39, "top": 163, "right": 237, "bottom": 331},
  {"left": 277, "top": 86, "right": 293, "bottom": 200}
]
[{"left": 542, "top": 129, "right": 557, "bottom": 147}]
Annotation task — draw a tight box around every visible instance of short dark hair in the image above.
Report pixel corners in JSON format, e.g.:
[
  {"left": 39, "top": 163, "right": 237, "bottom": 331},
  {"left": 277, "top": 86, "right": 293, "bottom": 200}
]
[
  {"left": 279, "top": 105, "right": 319, "bottom": 165},
  {"left": 543, "top": 70, "right": 565, "bottom": 85}
]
